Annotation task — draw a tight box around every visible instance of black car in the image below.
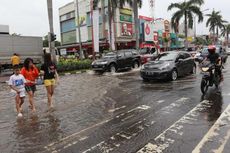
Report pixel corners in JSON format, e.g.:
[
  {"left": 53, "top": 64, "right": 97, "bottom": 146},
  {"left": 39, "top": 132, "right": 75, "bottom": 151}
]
[
  {"left": 92, "top": 49, "right": 141, "bottom": 73},
  {"left": 140, "top": 51, "right": 196, "bottom": 81}
]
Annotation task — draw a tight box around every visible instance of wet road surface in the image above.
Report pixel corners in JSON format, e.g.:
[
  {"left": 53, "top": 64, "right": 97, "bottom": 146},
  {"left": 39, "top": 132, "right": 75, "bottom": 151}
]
[{"left": 0, "top": 61, "right": 230, "bottom": 153}]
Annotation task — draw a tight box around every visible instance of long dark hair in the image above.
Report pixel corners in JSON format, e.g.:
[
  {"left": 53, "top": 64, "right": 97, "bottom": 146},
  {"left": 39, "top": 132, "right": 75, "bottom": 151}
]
[
  {"left": 23, "top": 58, "right": 34, "bottom": 71},
  {"left": 44, "top": 53, "right": 52, "bottom": 66}
]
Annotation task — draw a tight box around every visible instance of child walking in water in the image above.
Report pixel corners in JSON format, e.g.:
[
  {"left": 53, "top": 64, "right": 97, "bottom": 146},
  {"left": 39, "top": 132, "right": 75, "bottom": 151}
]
[
  {"left": 8, "top": 65, "right": 26, "bottom": 117},
  {"left": 40, "top": 53, "right": 59, "bottom": 109}
]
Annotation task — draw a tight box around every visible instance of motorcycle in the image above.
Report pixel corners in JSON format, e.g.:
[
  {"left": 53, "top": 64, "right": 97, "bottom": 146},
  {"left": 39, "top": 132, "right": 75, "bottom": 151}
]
[{"left": 200, "top": 61, "right": 221, "bottom": 94}]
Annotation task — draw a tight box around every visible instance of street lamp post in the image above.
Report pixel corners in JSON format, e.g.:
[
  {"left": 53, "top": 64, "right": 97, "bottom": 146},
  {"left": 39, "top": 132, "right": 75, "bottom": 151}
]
[
  {"left": 46, "top": 0, "right": 57, "bottom": 64},
  {"left": 75, "top": 0, "right": 84, "bottom": 59}
]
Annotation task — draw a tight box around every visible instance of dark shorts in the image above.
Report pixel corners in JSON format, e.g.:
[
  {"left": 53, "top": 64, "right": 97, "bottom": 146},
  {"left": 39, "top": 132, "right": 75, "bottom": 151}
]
[{"left": 25, "top": 85, "right": 36, "bottom": 93}]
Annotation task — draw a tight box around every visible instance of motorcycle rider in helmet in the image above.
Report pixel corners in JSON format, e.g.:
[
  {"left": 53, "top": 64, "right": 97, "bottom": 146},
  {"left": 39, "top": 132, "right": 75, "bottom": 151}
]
[{"left": 202, "top": 45, "right": 223, "bottom": 81}]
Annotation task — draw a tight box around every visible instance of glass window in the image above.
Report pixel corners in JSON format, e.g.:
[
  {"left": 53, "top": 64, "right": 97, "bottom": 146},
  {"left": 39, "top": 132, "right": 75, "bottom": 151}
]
[
  {"left": 60, "top": 12, "right": 75, "bottom": 22},
  {"left": 183, "top": 53, "right": 191, "bottom": 59},
  {"left": 62, "top": 31, "right": 76, "bottom": 45},
  {"left": 125, "top": 51, "right": 132, "bottom": 57},
  {"left": 157, "top": 53, "right": 178, "bottom": 61},
  {"left": 117, "top": 52, "right": 125, "bottom": 57},
  {"left": 86, "top": 12, "right": 91, "bottom": 26},
  {"left": 61, "top": 19, "right": 76, "bottom": 33}
]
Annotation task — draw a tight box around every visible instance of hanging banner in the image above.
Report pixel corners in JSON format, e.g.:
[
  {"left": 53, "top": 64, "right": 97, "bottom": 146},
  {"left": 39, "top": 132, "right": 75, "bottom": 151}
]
[{"left": 93, "top": 10, "right": 99, "bottom": 53}]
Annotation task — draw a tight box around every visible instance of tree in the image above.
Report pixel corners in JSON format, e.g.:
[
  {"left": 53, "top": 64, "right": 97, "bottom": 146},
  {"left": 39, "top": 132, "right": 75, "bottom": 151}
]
[
  {"left": 168, "top": 0, "right": 204, "bottom": 48},
  {"left": 206, "top": 10, "right": 227, "bottom": 43},
  {"left": 93, "top": 0, "right": 142, "bottom": 50},
  {"left": 221, "top": 24, "right": 230, "bottom": 45}
]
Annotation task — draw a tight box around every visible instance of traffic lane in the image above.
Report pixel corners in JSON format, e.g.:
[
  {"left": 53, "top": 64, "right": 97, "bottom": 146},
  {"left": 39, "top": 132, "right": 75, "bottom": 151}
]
[
  {"left": 46, "top": 72, "right": 204, "bottom": 152},
  {"left": 54, "top": 63, "right": 230, "bottom": 153}
]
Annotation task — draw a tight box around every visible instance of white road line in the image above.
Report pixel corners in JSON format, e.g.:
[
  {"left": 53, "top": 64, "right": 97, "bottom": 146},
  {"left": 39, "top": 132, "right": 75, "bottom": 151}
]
[
  {"left": 82, "top": 119, "right": 156, "bottom": 153},
  {"left": 137, "top": 100, "right": 211, "bottom": 153},
  {"left": 192, "top": 104, "right": 230, "bottom": 153},
  {"left": 108, "top": 105, "right": 126, "bottom": 113},
  {"left": 45, "top": 105, "right": 151, "bottom": 151}
]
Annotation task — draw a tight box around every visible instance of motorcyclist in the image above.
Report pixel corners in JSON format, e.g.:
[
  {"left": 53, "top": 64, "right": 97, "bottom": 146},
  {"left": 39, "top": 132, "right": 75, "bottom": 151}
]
[{"left": 202, "top": 45, "right": 223, "bottom": 81}]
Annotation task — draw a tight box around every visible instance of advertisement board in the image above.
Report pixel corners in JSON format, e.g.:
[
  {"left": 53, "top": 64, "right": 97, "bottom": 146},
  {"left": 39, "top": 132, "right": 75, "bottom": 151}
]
[
  {"left": 144, "top": 22, "right": 154, "bottom": 41},
  {"left": 121, "top": 23, "right": 133, "bottom": 36}
]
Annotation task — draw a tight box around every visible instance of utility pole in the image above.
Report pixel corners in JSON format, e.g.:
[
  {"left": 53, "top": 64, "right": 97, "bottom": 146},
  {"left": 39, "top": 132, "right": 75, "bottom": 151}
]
[
  {"left": 133, "top": 0, "right": 140, "bottom": 50},
  {"left": 75, "top": 0, "right": 84, "bottom": 59},
  {"left": 46, "top": 0, "right": 57, "bottom": 64}
]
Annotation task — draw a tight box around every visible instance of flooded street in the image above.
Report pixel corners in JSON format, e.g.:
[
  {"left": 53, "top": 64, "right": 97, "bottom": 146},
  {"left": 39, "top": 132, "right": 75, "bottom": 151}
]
[{"left": 1, "top": 61, "right": 230, "bottom": 153}]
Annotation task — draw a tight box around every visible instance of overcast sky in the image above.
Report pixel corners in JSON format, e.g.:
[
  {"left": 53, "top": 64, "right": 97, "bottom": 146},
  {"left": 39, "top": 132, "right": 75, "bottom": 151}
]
[{"left": 0, "top": 0, "right": 229, "bottom": 40}]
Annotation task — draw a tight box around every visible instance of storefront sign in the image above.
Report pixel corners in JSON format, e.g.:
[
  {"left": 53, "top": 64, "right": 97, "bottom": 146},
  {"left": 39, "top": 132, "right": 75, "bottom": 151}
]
[
  {"left": 120, "top": 8, "right": 132, "bottom": 15},
  {"left": 121, "top": 23, "right": 133, "bottom": 36},
  {"left": 120, "top": 14, "right": 132, "bottom": 22},
  {"left": 164, "top": 20, "right": 170, "bottom": 32},
  {"left": 153, "top": 32, "right": 158, "bottom": 42},
  {"left": 76, "top": 16, "right": 86, "bottom": 26},
  {"left": 144, "top": 22, "right": 154, "bottom": 41}
]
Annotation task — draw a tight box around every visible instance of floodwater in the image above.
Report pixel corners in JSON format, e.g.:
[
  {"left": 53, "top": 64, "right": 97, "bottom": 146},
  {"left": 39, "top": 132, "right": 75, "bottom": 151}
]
[{"left": 0, "top": 63, "right": 230, "bottom": 153}]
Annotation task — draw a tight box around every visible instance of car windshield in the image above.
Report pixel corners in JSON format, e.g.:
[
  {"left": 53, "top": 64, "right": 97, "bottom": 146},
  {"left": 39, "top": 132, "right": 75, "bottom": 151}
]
[
  {"left": 139, "top": 48, "right": 157, "bottom": 55},
  {"left": 157, "top": 52, "right": 177, "bottom": 61}
]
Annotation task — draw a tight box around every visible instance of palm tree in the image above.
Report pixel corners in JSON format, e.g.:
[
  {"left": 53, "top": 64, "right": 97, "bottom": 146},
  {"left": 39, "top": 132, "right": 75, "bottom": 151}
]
[
  {"left": 93, "top": 0, "right": 142, "bottom": 50},
  {"left": 206, "top": 10, "right": 227, "bottom": 36},
  {"left": 168, "top": 0, "right": 204, "bottom": 48},
  {"left": 221, "top": 24, "right": 230, "bottom": 45},
  {"left": 206, "top": 10, "right": 227, "bottom": 43}
]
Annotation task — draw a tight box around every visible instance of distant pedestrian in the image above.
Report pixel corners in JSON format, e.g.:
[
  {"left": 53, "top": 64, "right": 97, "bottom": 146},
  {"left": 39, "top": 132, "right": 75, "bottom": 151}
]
[
  {"left": 20, "top": 58, "right": 39, "bottom": 112},
  {"left": 8, "top": 65, "right": 26, "bottom": 117},
  {"left": 11, "top": 53, "right": 20, "bottom": 66},
  {"left": 40, "top": 53, "right": 59, "bottom": 109}
]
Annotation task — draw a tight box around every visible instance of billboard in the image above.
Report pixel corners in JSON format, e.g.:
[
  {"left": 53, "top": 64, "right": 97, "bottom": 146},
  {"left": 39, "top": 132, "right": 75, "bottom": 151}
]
[
  {"left": 121, "top": 23, "right": 133, "bottom": 36},
  {"left": 144, "top": 22, "right": 154, "bottom": 41}
]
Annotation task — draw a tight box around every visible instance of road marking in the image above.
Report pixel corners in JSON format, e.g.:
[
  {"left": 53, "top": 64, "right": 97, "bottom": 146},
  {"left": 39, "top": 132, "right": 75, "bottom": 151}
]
[
  {"left": 108, "top": 105, "right": 126, "bottom": 113},
  {"left": 45, "top": 105, "right": 151, "bottom": 152},
  {"left": 82, "top": 119, "right": 156, "bottom": 153},
  {"left": 137, "top": 100, "right": 211, "bottom": 153},
  {"left": 192, "top": 104, "right": 230, "bottom": 153}
]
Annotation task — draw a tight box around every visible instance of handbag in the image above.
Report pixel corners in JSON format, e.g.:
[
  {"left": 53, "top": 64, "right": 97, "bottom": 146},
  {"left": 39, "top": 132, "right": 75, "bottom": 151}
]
[{"left": 36, "top": 76, "right": 44, "bottom": 85}]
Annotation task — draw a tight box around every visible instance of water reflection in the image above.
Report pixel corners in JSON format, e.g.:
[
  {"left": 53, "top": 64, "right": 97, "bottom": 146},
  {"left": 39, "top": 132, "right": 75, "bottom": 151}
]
[
  {"left": 14, "top": 113, "right": 62, "bottom": 152},
  {"left": 201, "top": 89, "right": 223, "bottom": 122}
]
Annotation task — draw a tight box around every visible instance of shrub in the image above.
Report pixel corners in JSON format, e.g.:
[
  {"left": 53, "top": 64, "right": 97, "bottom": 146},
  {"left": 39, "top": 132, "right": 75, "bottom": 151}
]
[{"left": 57, "top": 59, "right": 92, "bottom": 72}]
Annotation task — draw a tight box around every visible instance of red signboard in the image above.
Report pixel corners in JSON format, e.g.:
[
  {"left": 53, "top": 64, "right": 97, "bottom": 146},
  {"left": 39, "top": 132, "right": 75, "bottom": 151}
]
[
  {"left": 139, "top": 15, "right": 153, "bottom": 21},
  {"left": 153, "top": 32, "right": 158, "bottom": 42},
  {"left": 121, "top": 23, "right": 133, "bottom": 36}
]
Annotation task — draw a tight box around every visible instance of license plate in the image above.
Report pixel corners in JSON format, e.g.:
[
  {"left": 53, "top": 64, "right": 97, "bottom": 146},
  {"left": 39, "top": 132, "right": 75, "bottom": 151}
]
[
  {"left": 201, "top": 72, "right": 210, "bottom": 76},
  {"left": 146, "top": 72, "right": 154, "bottom": 75}
]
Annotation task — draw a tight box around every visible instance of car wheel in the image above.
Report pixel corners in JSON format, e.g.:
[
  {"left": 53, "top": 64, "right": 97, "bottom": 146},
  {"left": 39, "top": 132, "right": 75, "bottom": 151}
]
[
  {"left": 133, "top": 61, "right": 139, "bottom": 69},
  {"left": 109, "top": 64, "right": 117, "bottom": 73},
  {"left": 171, "top": 69, "right": 178, "bottom": 81}
]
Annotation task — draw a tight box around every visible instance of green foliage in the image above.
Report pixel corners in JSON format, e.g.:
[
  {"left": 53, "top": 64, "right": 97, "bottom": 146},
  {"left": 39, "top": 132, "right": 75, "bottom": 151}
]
[
  {"left": 168, "top": 0, "right": 204, "bottom": 35},
  {"left": 57, "top": 59, "right": 92, "bottom": 72}
]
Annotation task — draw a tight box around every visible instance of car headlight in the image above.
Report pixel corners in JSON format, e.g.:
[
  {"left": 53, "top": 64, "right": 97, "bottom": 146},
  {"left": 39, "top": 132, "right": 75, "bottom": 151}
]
[
  {"left": 160, "top": 63, "right": 170, "bottom": 70},
  {"left": 141, "top": 64, "right": 145, "bottom": 69},
  {"left": 100, "top": 61, "right": 108, "bottom": 65}
]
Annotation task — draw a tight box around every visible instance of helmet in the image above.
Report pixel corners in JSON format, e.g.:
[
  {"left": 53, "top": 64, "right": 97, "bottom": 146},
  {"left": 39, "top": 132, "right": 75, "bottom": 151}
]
[{"left": 208, "top": 45, "right": 216, "bottom": 54}]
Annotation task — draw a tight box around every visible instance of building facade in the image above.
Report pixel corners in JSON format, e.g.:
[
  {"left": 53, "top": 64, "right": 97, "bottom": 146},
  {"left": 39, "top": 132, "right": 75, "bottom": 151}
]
[{"left": 59, "top": 0, "right": 137, "bottom": 55}]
